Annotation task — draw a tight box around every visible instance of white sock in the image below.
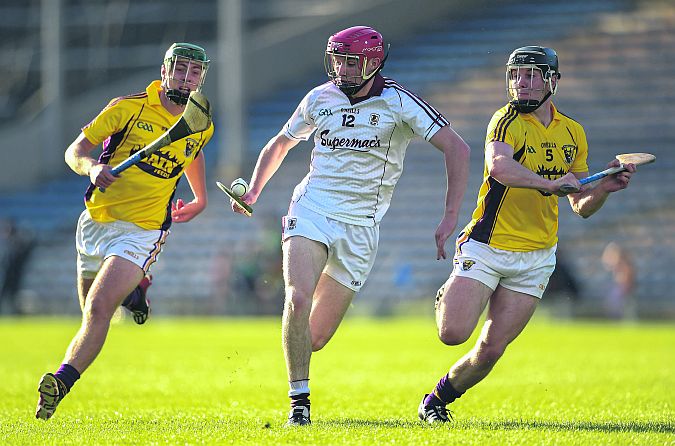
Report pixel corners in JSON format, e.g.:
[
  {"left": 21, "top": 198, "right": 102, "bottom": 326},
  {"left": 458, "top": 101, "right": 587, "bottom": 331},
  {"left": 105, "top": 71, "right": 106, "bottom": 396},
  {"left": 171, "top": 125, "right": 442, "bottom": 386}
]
[{"left": 288, "top": 379, "right": 310, "bottom": 397}]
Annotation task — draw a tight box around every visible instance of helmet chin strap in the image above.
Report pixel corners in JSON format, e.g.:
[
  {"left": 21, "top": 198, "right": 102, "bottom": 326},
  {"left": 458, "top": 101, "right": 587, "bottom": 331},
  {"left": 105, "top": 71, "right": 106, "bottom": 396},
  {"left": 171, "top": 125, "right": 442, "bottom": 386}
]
[
  {"left": 511, "top": 91, "right": 552, "bottom": 113},
  {"left": 338, "top": 82, "right": 364, "bottom": 97},
  {"left": 161, "top": 75, "right": 190, "bottom": 105},
  {"left": 340, "top": 63, "right": 385, "bottom": 97},
  {"left": 165, "top": 89, "right": 189, "bottom": 105}
]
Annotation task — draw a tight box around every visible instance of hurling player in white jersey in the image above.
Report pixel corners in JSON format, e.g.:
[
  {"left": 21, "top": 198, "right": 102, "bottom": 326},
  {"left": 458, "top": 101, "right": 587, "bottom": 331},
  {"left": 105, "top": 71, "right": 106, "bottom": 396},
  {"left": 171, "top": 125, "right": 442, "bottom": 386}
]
[{"left": 230, "top": 25, "right": 470, "bottom": 426}]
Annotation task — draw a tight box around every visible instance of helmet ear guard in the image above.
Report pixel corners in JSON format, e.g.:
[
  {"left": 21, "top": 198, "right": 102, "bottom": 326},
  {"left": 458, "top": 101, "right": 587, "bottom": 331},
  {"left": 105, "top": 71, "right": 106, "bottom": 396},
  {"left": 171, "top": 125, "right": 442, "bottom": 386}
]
[{"left": 162, "top": 42, "right": 210, "bottom": 105}]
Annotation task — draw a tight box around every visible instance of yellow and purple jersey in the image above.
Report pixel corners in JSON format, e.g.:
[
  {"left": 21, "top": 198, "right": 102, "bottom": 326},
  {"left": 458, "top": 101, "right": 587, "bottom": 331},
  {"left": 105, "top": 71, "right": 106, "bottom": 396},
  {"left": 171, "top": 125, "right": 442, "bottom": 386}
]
[
  {"left": 463, "top": 102, "right": 588, "bottom": 251},
  {"left": 81, "top": 80, "right": 213, "bottom": 230}
]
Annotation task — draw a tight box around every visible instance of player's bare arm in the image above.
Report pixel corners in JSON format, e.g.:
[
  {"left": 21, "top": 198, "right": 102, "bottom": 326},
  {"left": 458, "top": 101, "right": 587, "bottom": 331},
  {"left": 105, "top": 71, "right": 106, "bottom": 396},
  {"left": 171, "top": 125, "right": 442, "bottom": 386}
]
[
  {"left": 172, "top": 151, "right": 207, "bottom": 223},
  {"left": 65, "top": 133, "right": 117, "bottom": 189},
  {"left": 429, "top": 125, "right": 470, "bottom": 260},
  {"left": 487, "top": 140, "right": 581, "bottom": 195},
  {"left": 567, "top": 159, "right": 635, "bottom": 218},
  {"left": 231, "top": 132, "right": 299, "bottom": 215}
]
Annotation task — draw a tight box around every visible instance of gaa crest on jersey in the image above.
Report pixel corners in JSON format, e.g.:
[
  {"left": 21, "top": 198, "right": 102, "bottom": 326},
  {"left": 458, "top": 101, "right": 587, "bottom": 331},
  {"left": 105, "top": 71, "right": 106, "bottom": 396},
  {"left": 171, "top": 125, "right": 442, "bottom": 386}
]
[
  {"left": 369, "top": 113, "right": 380, "bottom": 126},
  {"left": 286, "top": 217, "right": 297, "bottom": 231},
  {"left": 562, "top": 145, "right": 577, "bottom": 164},
  {"left": 185, "top": 138, "right": 198, "bottom": 157},
  {"left": 136, "top": 121, "right": 154, "bottom": 133},
  {"left": 462, "top": 260, "right": 476, "bottom": 271}
]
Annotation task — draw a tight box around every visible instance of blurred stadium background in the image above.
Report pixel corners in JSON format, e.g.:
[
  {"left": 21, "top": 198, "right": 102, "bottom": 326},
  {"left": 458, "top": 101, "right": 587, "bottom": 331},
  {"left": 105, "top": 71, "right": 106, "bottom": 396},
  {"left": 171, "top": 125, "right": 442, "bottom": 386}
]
[{"left": 0, "top": 0, "right": 673, "bottom": 319}]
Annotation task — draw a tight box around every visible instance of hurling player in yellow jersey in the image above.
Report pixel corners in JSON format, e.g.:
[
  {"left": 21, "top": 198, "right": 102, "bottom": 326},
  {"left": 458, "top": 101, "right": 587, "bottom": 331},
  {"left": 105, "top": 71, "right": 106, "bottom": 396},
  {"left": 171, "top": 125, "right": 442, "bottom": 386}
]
[
  {"left": 418, "top": 46, "right": 637, "bottom": 423},
  {"left": 35, "top": 43, "right": 214, "bottom": 421}
]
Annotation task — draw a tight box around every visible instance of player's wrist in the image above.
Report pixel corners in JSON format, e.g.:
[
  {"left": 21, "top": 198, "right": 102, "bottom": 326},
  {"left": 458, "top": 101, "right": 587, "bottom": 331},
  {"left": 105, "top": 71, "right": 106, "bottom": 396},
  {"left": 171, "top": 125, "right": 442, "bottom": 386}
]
[
  {"left": 442, "top": 208, "right": 459, "bottom": 219},
  {"left": 192, "top": 196, "right": 207, "bottom": 208},
  {"left": 545, "top": 179, "right": 560, "bottom": 193},
  {"left": 249, "top": 185, "right": 262, "bottom": 199},
  {"left": 85, "top": 162, "right": 98, "bottom": 178},
  {"left": 596, "top": 178, "right": 615, "bottom": 194}
]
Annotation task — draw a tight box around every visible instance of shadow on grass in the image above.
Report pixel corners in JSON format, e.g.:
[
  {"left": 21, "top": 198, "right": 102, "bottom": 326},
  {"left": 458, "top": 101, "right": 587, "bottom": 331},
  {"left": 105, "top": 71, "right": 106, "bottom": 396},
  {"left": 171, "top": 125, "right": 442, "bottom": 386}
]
[
  {"left": 462, "top": 419, "right": 674, "bottom": 434},
  {"left": 318, "top": 418, "right": 673, "bottom": 434},
  {"left": 318, "top": 418, "right": 422, "bottom": 429}
]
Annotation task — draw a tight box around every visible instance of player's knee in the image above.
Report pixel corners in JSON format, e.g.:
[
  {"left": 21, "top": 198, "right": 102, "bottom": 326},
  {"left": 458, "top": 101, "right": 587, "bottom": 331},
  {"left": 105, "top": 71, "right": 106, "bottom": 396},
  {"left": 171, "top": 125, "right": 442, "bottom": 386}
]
[
  {"left": 311, "top": 333, "right": 330, "bottom": 352},
  {"left": 84, "top": 299, "right": 115, "bottom": 323},
  {"left": 438, "top": 325, "right": 472, "bottom": 346},
  {"left": 284, "top": 287, "right": 312, "bottom": 315}
]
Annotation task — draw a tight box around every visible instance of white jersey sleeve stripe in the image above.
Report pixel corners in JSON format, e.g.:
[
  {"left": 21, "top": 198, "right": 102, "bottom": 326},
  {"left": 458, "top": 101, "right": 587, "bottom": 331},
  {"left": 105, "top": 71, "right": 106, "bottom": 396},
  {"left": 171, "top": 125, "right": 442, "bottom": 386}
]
[
  {"left": 386, "top": 84, "right": 449, "bottom": 129},
  {"left": 284, "top": 126, "right": 303, "bottom": 140},
  {"left": 384, "top": 79, "right": 436, "bottom": 107},
  {"left": 384, "top": 80, "right": 449, "bottom": 126}
]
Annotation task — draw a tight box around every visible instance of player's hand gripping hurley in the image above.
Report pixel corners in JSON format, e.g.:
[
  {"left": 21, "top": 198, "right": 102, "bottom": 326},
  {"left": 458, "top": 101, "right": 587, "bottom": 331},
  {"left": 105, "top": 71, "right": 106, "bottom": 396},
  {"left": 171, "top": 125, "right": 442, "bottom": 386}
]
[
  {"left": 559, "top": 152, "right": 655, "bottom": 194},
  {"left": 99, "top": 90, "right": 212, "bottom": 191},
  {"left": 216, "top": 181, "right": 253, "bottom": 217}
]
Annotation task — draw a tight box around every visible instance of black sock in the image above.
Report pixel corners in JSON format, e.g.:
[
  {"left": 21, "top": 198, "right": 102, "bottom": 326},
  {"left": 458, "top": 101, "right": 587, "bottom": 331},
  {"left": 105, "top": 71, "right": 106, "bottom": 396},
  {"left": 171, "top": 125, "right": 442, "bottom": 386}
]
[
  {"left": 122, "top": 286, "right": 142, "bottom": 307},
  {"left": 425, "top": 373, "right": 464, "bottom": 406},
  {"left": 290, "top": 392, "right": 310, "bottom": 408},
  {"left": 54, "top": 363, "right": 80, "bottom": 392}
]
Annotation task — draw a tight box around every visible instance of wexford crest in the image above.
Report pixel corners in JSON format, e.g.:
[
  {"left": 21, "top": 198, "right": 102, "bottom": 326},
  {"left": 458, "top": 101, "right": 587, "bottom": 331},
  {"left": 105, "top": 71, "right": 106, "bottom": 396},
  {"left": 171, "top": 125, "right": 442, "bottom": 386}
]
[
  {"left": 562, "top": 144, "right": 577, "bottom": 164},
  {"left": 462, "top": 260, "right": 476, "bottom": 271},
  {"left": 185, "top": 138, "right": 198, "bottom": 157}
]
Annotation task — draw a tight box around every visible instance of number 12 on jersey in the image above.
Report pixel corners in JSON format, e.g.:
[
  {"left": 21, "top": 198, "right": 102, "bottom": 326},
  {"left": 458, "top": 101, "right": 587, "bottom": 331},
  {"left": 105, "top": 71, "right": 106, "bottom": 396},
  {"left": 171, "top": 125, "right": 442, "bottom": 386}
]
[{"left": 342, "top": 114, "right": 355, "bottom": 127}]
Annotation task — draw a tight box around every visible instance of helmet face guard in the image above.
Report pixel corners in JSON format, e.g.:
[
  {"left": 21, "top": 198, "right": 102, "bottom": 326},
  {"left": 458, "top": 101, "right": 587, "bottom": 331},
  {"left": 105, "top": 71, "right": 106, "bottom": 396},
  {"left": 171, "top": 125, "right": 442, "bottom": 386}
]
[
  {"left": 162, "top": 43, "right": 210, "bottom": 105},
  {"left": 324, "top": 26, "right": 387, "bottom": 96},
  {"left": 324, "top": 52, "right": 376, "bottom": 96},
  {"left": 506, "top": 46, "right": 560, "bottom": 113}
]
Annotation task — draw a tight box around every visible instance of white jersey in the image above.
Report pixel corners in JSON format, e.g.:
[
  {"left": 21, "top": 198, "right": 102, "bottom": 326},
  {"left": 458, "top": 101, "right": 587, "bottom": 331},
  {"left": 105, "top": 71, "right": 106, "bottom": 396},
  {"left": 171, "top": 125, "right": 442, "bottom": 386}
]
[{"left": 284, "top": 75, "right": 449, "bottom": 226}]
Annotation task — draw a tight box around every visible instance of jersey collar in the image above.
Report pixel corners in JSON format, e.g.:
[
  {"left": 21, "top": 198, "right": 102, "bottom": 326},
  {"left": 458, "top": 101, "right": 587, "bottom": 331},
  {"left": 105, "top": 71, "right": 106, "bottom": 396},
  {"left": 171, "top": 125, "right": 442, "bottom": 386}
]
[
  {"left": 548, "top": 102, "right": 561, "bottom": 122},
  {"left": 146, "top": 80, "right": 164, "bottom": 106},
  {"left": 348, "top": 74, "right": 385, "bottom": 105},
  {"left": 519, "top": 102, "right": 562, "bottom": 126}
]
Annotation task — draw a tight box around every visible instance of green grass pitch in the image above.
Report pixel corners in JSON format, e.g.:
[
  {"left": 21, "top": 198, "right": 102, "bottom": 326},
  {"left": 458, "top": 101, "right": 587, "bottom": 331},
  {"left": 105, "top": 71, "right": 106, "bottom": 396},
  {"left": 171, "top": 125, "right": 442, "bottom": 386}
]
[{"left": 1, "top": 315, "right": 673, "bottom": 445}]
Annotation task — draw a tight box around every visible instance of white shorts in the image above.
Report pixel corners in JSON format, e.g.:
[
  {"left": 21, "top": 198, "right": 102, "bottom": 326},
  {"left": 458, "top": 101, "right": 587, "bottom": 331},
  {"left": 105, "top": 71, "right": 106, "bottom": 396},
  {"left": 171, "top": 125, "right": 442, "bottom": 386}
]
[
  {"left": 76, "top": 210, "right": 169, "bottom": 279},
  {"left": 281, "top": 202, "right": 379, "bottom": 291},
  {"left": 452, "top": 235, "right": 556, "bottom": 299}
]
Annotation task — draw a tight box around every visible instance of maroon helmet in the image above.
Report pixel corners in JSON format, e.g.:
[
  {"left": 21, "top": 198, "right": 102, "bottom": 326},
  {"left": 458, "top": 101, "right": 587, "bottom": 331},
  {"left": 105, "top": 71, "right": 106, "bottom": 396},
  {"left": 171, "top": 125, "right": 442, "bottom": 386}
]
[{"left": 324, "top": 26, "right": 388, "bottom": 96}]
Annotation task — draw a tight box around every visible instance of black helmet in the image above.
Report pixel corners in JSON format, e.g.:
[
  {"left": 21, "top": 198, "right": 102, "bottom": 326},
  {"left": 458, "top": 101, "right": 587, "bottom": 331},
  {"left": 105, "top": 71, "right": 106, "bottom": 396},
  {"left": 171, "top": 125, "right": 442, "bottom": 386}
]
[
  {"left": 162, "top": 43, "right": 210, "bottom": 105},
  {"left": 506, "top": 46, "right": 561, "bottom": 113}
]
